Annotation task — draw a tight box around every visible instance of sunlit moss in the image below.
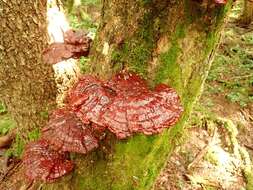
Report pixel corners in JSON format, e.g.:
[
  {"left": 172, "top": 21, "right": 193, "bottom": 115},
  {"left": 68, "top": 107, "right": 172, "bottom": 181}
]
[{"left": 0, "top": 115, "right": 16, "bottom": 135}]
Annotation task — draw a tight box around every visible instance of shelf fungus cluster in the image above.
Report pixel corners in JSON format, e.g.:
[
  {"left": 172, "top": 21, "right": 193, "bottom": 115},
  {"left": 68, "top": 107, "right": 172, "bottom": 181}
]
[
  {"left": 42, "top": 29, "right": 92, "bottom": 64},
  {"left": 22, "top": 71, "right": 183, "bottom": 182}
]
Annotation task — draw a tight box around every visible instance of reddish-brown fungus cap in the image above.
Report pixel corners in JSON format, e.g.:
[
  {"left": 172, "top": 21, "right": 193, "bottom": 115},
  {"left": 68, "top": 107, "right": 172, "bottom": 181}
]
[
  {"left": 64, "top": 29, "right": 91, "bottom": 45},
  {"left": 67, "top": 72, "right": 183, "bottom": 139},
  {"left": 68, "top": 76, "right": 115, "bottom": 126},
  {"left": 43, "top": 30, "right": 91, "bottom": 64},
  {"left": 22, "top": 139, "right": 73, "bottom": 182},
  {"left": 43, "top": 43, "right": 90, "bottom": 64},
  {"left": 106, "top": 71, "right": 148, "bottom": 96},
  {"left": 41, "top": 108, "right": 98, "bottom": 154},
  {"left": 43, "top": 43, "right": 73, "bottom": 64},
  {"left": 67, "top": 75, "right": 104, "bottom": 110},
  {"left": 101, "top": 72, "right": 183, "bottom": 139},
  {"left": 214, "top": 0, "right": 227, "bottom": 4}
]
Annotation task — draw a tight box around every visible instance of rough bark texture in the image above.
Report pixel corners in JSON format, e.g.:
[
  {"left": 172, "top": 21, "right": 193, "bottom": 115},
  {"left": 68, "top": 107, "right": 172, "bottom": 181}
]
[
  {"left": 240, "top": 0, "right": 253, "bottom": 26},
  {"left": 1, "top": 0, "right": 232, "bottom": 190},
  {"left": 0, "top": 1, "right": 56, "bottom": 134}
]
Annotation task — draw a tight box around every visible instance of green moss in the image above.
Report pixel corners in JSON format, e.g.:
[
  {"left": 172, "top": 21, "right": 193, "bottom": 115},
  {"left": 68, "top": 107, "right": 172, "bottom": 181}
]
[
  {"left": 0, "top": 115, "right": 16, "bottom": 135},
  {"left": 63, "top": 130, "right": 177, "bottom": 190},
  {"left": 106, "top": 132, "right": 173, "bottom": 190},
  {"left": 153, "top": 23, "right": 187, "bottom": 90},
  {"left": 110, "top": 11, "right": 156, "bottom": 78},
  {"left": 205, "top": 31, "right": 219, "bottom": 56},
  {"left": 6, "top": 134, "right": 25, "bottom": 158},
  {"left": 154, "top": 43, "right": 182, "bottom": 88},
  {"left": 111, "top": 51, "right": 122, "bottom": 63},
  {"left": 79, "top": 57, "right": 91, "bottom": 74},
  {"left": 127, "top": 44, "right": 151, "bottom": 77},
  {"left": 0, "top": 102, "right": 7, "bottom": 114},
  {"left": 111, "top": 41, "right": 152, "bottom": 78},
  {"left": 139, "top": 0, "right": 152, "bottom": 6},
  {"left": 244, "top": 167, "right": 253, "bottom": 190},
  {"left": 27, "top": 128, "right": 41, "bottom": 141},
  {"left": 5, "top": 128, "right": 40, "bottom": 159},
  {"left": 39, "top": 111, "right": 49, "bottom": 119},
  {"left": 175, "top": 23, "right": 186, "bottom": 39}
]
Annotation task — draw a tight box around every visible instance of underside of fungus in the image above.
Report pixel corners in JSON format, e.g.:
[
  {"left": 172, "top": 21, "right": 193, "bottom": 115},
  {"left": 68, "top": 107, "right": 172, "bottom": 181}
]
[{"left": 22, "top": 71, "right": 183, "bottom": 182}]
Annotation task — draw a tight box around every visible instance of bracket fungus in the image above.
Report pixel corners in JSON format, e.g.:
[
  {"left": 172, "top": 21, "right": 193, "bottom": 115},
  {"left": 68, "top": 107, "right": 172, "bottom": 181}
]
[
  {"left": 67, "top": 75, "right": 116, "bottom": 127},
  {"left": 22, "top": 140, "right": 73, "bottom": 182},
  {"left": 64, "top": 30, "right": 91, "bottom": 45},
  {"left": 214, "top": 0, "right": 227, "bottom": 4},
  {"left": 107, "top": 71, "right": 148, "bottom": 95},
  {"left": 41, "top": 108, "right": 99, "bottom": 154},
  {"left": 68, "top": 71, "right": 183, "bottom": 139},
  {"left": 43, "top": 29, "right": 92, "bottom": 64},
  {"left": 22, "top": 71, "right": 183, "bottom": 182},
  {"left": 101, "top": 72, "right": 183, "bottom": 139}
]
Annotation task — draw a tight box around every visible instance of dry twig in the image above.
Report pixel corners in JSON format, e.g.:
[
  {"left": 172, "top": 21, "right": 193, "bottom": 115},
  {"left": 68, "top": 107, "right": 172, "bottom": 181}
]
[{"left": 187, "top": 127, "right": 217, "bottom": 170}]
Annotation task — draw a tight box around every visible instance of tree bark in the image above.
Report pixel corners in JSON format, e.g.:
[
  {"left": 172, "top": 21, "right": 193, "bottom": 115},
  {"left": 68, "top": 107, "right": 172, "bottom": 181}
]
[
  {"left": 39, "top": 1, "right": 232, "bottom": 190},
  {"left": 239, "top": 0, "right": 253, "bottom": 26},
  {"left": 1, "top": 0, "right": 232, "bottom": 190},
  {"left": 0, "top": 1, "right": 56, "bottom": 135}
]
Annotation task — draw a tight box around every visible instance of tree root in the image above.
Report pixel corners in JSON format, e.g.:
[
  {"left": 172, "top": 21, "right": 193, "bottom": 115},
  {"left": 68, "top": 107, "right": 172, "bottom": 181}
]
[
  {"left": 0, "top": 131, "right": 15, "bottom": 148},
  {"left": 216, "top": 117, "right": 253, "bottom": 190},
  {"left": 244, "top": 144, "right": 253, "bottom": 151},
  {"left": 186, "top": 115, "right": 253, "bottom": 189}
]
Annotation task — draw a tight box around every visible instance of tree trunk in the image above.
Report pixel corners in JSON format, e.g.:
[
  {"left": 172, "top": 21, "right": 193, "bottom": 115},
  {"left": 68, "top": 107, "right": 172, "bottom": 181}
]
[
  {"left": 0, "top": 1, "right": 56, "bottom": 135},
  {"left": 39, "top": 1, "right": 232, "bottom": 190},
  {"left": 1, "top": 1, "right": 232, "bottom": 190},
  {"left": 240, "top": 0, "right": 253, "bottom": 26}
]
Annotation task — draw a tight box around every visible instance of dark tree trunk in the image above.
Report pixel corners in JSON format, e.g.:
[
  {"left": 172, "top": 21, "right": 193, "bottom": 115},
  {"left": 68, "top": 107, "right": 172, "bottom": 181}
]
[
  {"left": 0, "top": 0, "right": 233, "bottom": 190},
  {"left": 0, "top": 1, "right": 56, "bottom": 135}
]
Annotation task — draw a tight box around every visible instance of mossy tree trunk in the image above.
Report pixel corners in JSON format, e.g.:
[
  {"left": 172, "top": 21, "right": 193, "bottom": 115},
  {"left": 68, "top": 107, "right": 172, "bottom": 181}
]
[
  {"left": 0, "top": 1, "right": 56, "bottom": 136},
  {"left": 40, "top": 1, "right": 232, "bottom": 190},
  {"left": 240, "top": 0, "right": 253, "bottom": 26},
  {"left": 2, "top": 0, "right": 232, "bottom": 190}
]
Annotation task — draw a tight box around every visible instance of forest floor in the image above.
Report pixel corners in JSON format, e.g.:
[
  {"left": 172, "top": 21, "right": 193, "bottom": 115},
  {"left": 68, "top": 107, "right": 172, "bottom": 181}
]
[
  {"left": 0, "top": 1, "right": 252, "bottom": 190},
  {"left": 154, "top": 2, "right": 253, "bottom": 190}
]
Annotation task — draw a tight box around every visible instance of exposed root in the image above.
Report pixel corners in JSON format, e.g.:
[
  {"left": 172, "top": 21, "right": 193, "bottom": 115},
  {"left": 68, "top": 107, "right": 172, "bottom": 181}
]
[
  {"left": 0, "top": 131, "right": 15, "bottom": 148},
  {"left": 0, "top": 159, "right": 21, "bottom": 182},
  {"left": 244, "top": 144, "right": 253, "bottom": 151},
  {"left": 216, "top": 117, "right": 253, "bottom": 189}
]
